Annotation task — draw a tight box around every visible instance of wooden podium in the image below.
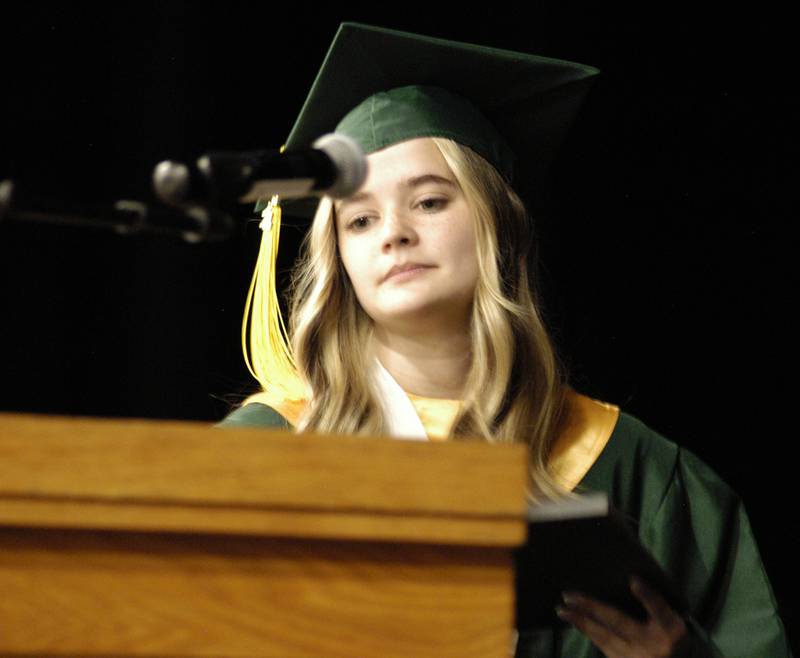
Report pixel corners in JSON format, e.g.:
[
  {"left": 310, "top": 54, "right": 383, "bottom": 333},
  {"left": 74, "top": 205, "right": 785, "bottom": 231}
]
[{"left": 0, "top": 413, "right": 527, "bottom": 658}]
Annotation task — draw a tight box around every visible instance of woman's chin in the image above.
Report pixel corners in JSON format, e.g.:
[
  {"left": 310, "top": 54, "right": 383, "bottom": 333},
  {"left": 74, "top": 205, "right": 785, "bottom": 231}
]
[{"left": 369, "top": 301, "right": 471, "bottom": 336}]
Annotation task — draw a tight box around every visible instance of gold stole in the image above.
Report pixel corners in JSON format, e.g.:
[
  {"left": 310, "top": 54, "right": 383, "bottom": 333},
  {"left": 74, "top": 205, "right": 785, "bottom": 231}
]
[{"left": 244, "top": 389, "right": 618, "bottom": 492}]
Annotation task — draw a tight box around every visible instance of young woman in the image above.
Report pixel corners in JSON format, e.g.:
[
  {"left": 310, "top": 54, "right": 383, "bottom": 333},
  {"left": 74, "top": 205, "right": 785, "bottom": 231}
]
[{"left": 220, "top": 23, "right": 791, "bottom": 658}]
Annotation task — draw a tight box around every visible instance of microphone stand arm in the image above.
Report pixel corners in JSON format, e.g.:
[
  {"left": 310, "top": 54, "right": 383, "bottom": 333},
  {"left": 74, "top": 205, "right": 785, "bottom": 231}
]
[{"left": 0, "top": 180, "right": 237, "bottom": 243}]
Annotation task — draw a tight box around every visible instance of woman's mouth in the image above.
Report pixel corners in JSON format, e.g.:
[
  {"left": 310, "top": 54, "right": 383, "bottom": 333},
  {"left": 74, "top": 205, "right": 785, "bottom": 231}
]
[{"left": 383, "top": 263, "right": 434, "bottom": 282}]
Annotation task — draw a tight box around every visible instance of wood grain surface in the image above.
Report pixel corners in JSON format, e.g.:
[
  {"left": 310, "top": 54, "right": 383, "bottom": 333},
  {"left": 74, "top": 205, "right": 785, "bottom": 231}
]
[
  {"left": 0, "top": 528, "right": 514, "bottom": 658},
  {"left": 0, "top": 413, "right": 526, "bottom": 656},
  {"left": 0, "top": 413, "right": 527, "bottom": 545}
]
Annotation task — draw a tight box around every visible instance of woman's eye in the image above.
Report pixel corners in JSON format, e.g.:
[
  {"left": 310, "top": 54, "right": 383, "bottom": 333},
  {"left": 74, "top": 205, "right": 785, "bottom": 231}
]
[
  {"left": 418, "top": 197, "right": 446, "bottom": 212},
  {"left": 347, "top": 216, "right": 371, "bottom": 231}
]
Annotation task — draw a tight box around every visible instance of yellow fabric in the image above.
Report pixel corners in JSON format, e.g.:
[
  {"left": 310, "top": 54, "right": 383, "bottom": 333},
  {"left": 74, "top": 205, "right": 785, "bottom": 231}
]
[
  {"left": 404, "top": 390, "right": 618, "bottom": 489},
  {"left": 549, "top": 392, "right": 619, "bottom": 491},
  {"left": 244, "top": 389, "right": 618, "bottom": 491},
  {"left": 242, "top": 196, "right": 307, "bottom": 402},
  {"left": 406, "top": 392, "right": 462, "bottom": 441}
]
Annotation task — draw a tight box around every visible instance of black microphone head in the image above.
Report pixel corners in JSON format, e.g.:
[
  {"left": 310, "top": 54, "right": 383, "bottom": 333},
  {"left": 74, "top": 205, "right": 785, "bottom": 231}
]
[
  {"left": 152, "top": 160, "right": 192, "bottom": 206},
  {"left": 312, "top": 133, "right": 367, "bottom": 199}
]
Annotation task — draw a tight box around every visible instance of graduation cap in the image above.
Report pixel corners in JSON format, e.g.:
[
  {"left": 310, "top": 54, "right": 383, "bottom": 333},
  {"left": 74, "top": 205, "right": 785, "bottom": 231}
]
[
  {"left": 245, "top": 23, "right": 599, "bottom": 399},
  {"left": 259, "top": 22, "right": 599, "bottom": 215}
]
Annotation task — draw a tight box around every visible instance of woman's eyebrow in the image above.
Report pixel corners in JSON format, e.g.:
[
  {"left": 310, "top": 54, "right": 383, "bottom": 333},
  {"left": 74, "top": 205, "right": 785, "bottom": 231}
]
[
  {"left": 337, "top": 173, "right": 456, "bottom": 213},
  {"left": 337, "top": 191, "right": 371, "bottom": 212},
  {"left": 403, "top": 173, "right": 457, "bottom": 189}
]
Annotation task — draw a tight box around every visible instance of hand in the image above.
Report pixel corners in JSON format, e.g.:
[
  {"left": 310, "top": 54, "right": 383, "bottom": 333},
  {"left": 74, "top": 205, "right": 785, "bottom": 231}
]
[{"left": 556, "top": 577, "right": 689, "bottom": 658}]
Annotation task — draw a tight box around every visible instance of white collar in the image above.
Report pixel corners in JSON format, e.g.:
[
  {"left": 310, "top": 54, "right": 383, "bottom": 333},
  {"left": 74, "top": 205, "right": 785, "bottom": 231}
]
[{"left": 371, "top": 358, "right": 428, "bottom": 440}]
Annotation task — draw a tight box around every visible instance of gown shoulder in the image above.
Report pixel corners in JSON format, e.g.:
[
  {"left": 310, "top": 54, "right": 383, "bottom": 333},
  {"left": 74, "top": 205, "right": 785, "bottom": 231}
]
[{"left": 216, "top": 402, "right": 291, "bottom": 429}]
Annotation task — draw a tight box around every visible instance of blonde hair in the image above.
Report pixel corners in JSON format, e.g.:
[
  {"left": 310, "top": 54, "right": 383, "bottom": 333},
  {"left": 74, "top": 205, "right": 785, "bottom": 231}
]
[{"left": 286, "top": 137, "right": 567, "bottom": 498}]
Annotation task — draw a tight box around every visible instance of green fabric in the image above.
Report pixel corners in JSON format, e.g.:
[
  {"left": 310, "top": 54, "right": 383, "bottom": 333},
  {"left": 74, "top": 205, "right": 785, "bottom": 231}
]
[
  {"left": 515, "top": 412, "right": 791, "bottom": 657},
  {"left": 215, "top": 402, "right": 289, "bottom": 429},
  {"left": 269, "top": 22, "right": 599, "bottom": 217},
  {"left": 336, "top": 85, "right": 515, "bottom": 182},
  {"left": 217, "top": 404, "right": 791, "bottom": 657}
]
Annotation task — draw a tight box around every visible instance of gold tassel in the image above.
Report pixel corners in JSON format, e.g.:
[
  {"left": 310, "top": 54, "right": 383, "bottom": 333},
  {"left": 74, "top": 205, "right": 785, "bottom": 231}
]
[{"left": 242, "top": 194, "right": 306, "bottom": 401}]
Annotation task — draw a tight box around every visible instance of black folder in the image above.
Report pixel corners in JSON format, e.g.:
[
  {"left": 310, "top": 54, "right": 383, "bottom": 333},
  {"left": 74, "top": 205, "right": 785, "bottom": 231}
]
[{"left": 514, "top": 493, "right": 688, "bottom": 630}]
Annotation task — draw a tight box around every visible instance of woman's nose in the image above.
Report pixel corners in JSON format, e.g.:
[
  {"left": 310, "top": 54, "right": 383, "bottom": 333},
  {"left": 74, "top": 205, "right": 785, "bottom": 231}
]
[{"left": 380, "top": 208, "right": 418, "bottom": 251}]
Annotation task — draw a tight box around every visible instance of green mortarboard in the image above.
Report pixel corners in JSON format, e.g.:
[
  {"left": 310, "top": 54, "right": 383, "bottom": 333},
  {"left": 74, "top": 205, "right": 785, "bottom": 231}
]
[{"left": 267, "top": 22, "right": 599, "bottom": 216}]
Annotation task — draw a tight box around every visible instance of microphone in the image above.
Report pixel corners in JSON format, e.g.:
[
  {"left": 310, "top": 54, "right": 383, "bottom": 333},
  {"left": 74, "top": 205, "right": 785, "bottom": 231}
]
[{"left": 152, "top": 133, "right": 367, "bottom": 209}]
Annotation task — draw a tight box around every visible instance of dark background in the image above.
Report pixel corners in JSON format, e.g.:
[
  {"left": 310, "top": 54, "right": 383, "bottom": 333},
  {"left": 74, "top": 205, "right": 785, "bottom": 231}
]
[{"left": 1, "top": 3, "right": 796, "bottom": 647}]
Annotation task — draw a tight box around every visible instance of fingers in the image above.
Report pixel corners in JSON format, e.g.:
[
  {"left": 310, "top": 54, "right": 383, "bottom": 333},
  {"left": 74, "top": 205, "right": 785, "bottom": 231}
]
[
  {"left": 630, "top": 578, "right": 688, "bottom": 643},
  {"left": 561, "top": 591, "right": 641, "bottom": 639},
  {"left": 557, "top": 582, "right": 688, "bottom": 658},
  {"left": 556, "top": 597, "right": 632, "bottom": 657},
  {"left": 632, "top": 578, "right": 670, "bottom": 622}
]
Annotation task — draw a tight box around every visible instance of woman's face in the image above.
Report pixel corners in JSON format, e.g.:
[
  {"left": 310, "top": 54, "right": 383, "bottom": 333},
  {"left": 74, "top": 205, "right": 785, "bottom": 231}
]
[{"left": 334, "top": 137, "right": 479, "bottom": 334}]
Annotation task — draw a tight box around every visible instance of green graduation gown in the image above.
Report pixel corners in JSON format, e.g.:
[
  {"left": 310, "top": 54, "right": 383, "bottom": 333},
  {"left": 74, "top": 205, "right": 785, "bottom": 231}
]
[{"left": 218, "top": 403, "right": 792, "bottom": 657}]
